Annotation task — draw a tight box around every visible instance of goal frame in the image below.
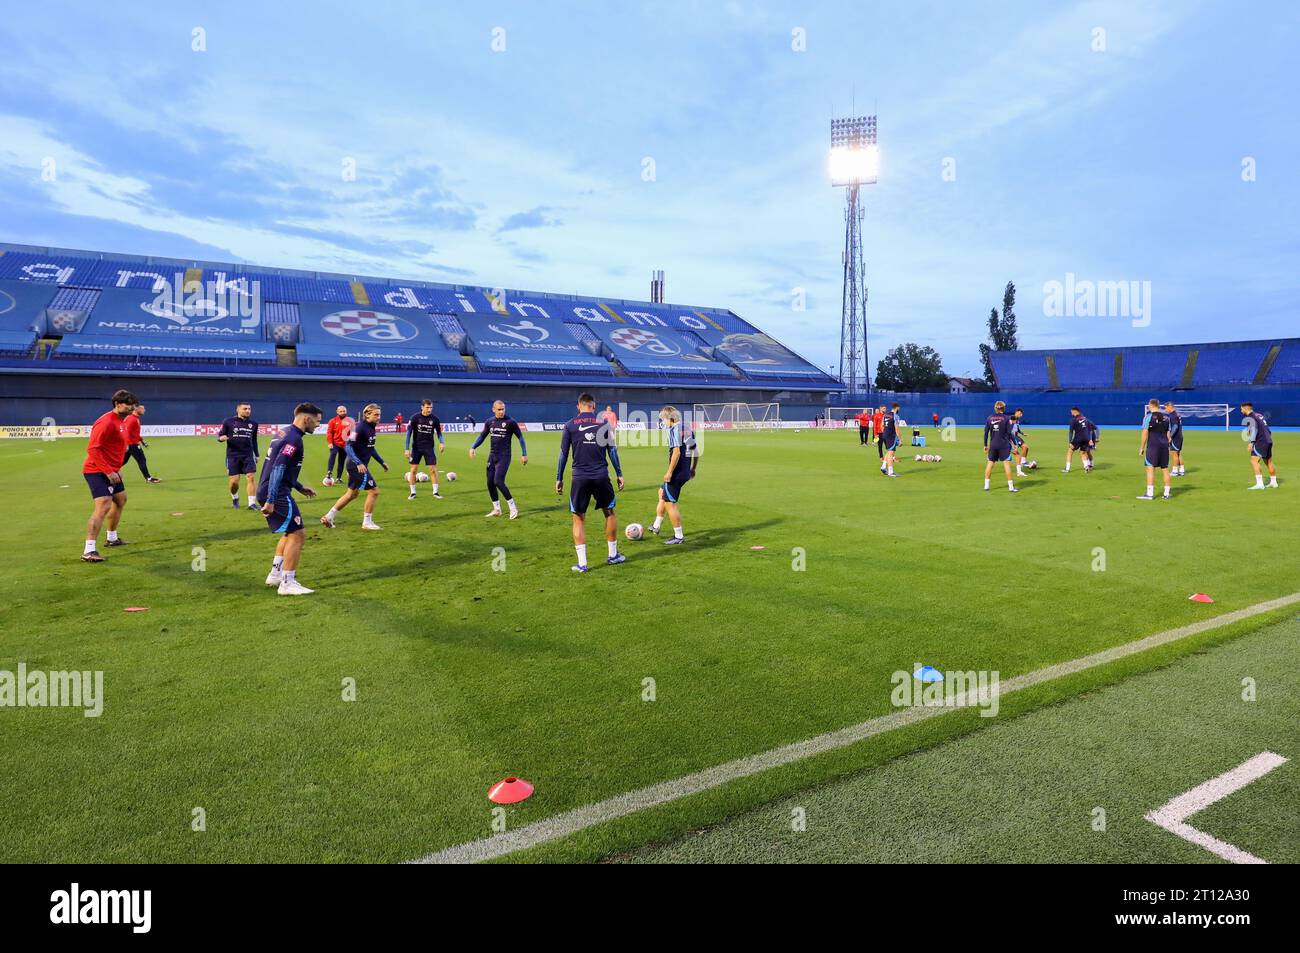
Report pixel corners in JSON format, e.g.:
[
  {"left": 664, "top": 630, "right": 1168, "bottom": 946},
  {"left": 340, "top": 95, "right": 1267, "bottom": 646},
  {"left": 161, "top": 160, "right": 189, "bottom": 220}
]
[{"left": 690, "top": 401, "right": 781, "bottom": 431}]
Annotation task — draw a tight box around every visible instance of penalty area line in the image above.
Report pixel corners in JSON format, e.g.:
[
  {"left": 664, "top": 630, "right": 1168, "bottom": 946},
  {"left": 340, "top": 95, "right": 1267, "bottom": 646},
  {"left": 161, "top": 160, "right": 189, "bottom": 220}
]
[
  {"left": 1145, "top": 752, "right": 1288, "bottom": 864},
  {"left": 409, "top": 591, "right": 1300, "bottom": 864}
]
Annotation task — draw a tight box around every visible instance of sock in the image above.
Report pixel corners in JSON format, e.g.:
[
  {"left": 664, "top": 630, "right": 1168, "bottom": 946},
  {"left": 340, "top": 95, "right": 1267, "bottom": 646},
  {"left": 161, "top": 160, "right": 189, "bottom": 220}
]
[
  {"left": 231, "top": 492, "right": 239, "bottom": 501},
  {"left": 272, "top": 555, "right": 284, "bottom": 571},
  {"left": 887, "top": 467, "right": 895, "bottom": 475},
  {"left": 575, "top": 543, "right": 587, "bottom": 567},
  {"left": 1007, "top": 480, "right": 1014, "bottom": 490},
  {"left": 983, "top": 479, "right": 990, "bottom": 489},
  {"left": 607, "top": 540, "right": 618, "bottom": 558},
  {"left": 283, "top": 570, "right": 295, "bottom": 583},
  {"left": 652, "top": 516, "right": 663, "bottom": 531},
  {"left": 1255, "top": 476, "right": 1265, "bottom": 487},
  {"left": 363, "top": 513, "right": 375, "bottom": 525},
  {"left": 1269, "top": 476, "right": 1278, "bottom": 486},
  {"left": 1163, "top": 486, "right": 1171, "bottom": 497},
  {"left": 326, "top": 507, "right": 338, "bottom": 520},
  {"left": 84, "top": 539, "right": 97, "bottom": 555},
  {"left": 248, "top": 495, "right": 255, "bottom": 506},
  {"left": 507, "top": 499, "right": 518, "bottom": 513},
  {"left": 1064, "top": 463, "right": 1071, "bottom": 472},
  {"left": 673, "top": 525, "right": 684, "bottom": 539},
  {"left": 106, "top": 530, "right": 118, "bottom": 542},
  {"left": 1146, "top": 484, "right": 1154, "bottom": 497},
  {"left": 432, "top": 483, "right": 439, "bottom": 493}
]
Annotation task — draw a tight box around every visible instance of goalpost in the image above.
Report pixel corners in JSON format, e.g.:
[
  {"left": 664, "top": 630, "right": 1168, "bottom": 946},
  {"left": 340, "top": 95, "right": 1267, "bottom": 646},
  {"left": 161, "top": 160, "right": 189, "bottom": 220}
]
[
  {"left": 691, "top": 401, "right": 781, "bottom": 430},
  {"left": 1141, "top": 402, "right": 1231, "bottom": 431},
  {"left": 824, "top": 406, "right": 872, "bottom": 428}
]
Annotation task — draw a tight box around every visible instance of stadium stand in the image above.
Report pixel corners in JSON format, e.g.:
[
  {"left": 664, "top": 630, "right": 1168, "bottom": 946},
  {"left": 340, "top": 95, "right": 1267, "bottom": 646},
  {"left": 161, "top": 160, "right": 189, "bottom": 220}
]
[
  {"left": 0, "top": 243, "right": 836, "bottom": 392},
  {"left": 991, "top": 339, "right": 1296, "bottom": 392}
]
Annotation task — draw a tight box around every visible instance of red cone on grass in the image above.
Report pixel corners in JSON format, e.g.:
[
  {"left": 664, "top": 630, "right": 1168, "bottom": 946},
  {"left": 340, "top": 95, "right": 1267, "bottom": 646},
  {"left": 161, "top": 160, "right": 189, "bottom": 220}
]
[
  {"left": 1188, "top": 593, "right": 1215, "bottom": 603},
  {"left": 488, "top": 777, "right": 534, "bottom": 804}
]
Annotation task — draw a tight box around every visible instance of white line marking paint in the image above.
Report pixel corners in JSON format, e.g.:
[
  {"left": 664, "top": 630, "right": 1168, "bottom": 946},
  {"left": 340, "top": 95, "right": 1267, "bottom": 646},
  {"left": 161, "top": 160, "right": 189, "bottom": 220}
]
[
  {"left": 411, "top": 591, "right": 1300, "bottom": 864},
  {"left": 1145, "top": 752, "right": 1288, "bottom": 864}
]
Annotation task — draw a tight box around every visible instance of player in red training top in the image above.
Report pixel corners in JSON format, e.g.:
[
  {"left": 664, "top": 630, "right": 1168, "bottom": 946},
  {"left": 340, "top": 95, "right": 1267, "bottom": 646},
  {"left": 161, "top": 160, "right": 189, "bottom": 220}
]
[{"left": 81, "top": 389, "right": 138, "bottom": 562}]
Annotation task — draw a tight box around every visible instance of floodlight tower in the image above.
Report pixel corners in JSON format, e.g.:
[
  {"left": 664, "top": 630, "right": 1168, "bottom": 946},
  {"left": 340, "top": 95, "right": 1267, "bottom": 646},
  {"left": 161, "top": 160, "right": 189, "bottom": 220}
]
[{"left": 829, "top": 115, "right": 877, "bottom": 398}]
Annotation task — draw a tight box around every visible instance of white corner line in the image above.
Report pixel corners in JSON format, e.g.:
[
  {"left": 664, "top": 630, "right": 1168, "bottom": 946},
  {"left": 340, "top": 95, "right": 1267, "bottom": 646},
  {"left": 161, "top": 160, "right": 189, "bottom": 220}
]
[
  {"left": 1145, "top": 752, "right": 1288, "bottom": 864},
  {"left": 410, "top": 592, "right": 1300, "bottom": 864}
]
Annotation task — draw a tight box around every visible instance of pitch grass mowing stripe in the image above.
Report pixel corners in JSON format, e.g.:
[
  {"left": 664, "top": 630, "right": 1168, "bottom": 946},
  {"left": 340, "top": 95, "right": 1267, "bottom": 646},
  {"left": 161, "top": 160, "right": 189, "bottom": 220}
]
[
  {"left": 410, "top": 591, "right": 1300, "bottom": 864},
  {"left": 1145, "top": 752, "right": 1289, "bottom": 864}
]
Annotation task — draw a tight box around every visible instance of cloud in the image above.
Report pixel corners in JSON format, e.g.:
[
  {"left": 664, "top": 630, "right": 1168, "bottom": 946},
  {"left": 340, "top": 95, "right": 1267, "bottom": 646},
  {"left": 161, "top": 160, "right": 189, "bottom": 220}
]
[{"left": 498, "top": 206, "right": 563, "bottom": 233}]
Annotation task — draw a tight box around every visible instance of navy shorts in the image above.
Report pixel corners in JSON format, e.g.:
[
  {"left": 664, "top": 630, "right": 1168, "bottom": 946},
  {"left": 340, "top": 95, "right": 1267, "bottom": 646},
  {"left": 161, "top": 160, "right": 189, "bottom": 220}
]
[
  {"left": 987, "top": 444, "right": 1011, "bottom": 462},
  {"left": 263, "top": 497, "right": 303, "bottom": 534},
  {"left": 1070, "top": 439, "right": 1091, "bottom": 452},
  {"left": 347, "top": 465, "right": 378, "bottom": 492},
  {"left": 84, "top": 472, "right": 125, "bottom": 499},
  {"left": 1170, "top": 440, "right": 1183, "bottom": 453},
  {"left": 1012, "top": 435, "right": 1025, "bottom": 448},
  {"left": 227, "top": 453, "right": 256, "bottom": 476},
  {"left": 409, "top": 448, "right": 437, "bottom": 466},
  {"left": 1145, "top": 444, "right": 1170, "bottom": 468},
  {"left": 570, "top": 476, "right": 616, "bottom": 514},
  {"left": 661, "top": 479, "right": 688, "bottom": 503},
  {"left": 1252, "top": 442, "right": 1273, "bottom": 462},
  {"left": 487, "top": 454, "right": 511, "bottom": 484},
  {"left": 884, "top": 437, "right": 901, "bottom": 452}
]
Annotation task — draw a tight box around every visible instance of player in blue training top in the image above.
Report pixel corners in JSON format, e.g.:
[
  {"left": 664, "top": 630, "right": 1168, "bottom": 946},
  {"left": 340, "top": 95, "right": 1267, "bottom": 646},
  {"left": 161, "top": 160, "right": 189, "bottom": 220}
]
[
  {"left": 469, "top": 400, "right": 528, "bottom": 518},
  {"left": 650, "top": 405, "right": 698, "bottom": 544},
  {"left": 556, "top": 392, "right": 625, "bottom": 572},
  {"left": 878, "top": 402, "right": 902, "bottom": 477},
  {"left": 1009, "top": 408, "right": 1033, "bottom": 477},
  {"left": 321, "top": 403, "right": 389, "bottom": 529},
  {"left": 1064, "top": 407, "right": 1097, "bottom": 473},
  {"left": 218, "top": 401, "right": 260, "bottom": 509},
  {"left": 404, "top": 398, "right": 446, "bottom": 500},
  {"left": 1137, "top": 398, "right": 1172, "bottom": 500},
  {"left": 983, "top": 400, "right": 1019, "bottom": 493},
  {"left": 257, "top": 403, "right": 321, "bottom": 595},
  {"left": 1241, "top": 400, "right": 1278, "bottom": 489},
  {"left": 1164, "top": 401, "right": 1185, "bottom": 477}
]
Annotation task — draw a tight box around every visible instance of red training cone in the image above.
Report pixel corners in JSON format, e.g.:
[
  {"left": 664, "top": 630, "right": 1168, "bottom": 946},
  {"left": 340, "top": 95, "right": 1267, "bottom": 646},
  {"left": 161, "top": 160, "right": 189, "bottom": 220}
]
[
  {"left": 488, "top": 776, "right": 534, "bottom": 804},
  {"left": 1188, "top": 593, "right": 1215, "bottom": 603}
]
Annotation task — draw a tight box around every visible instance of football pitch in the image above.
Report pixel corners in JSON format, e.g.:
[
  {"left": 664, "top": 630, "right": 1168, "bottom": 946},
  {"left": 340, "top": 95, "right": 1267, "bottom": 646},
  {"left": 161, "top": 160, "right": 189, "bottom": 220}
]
[{"left": 1, "top": 425, "right": 1295, "bottom": 863}]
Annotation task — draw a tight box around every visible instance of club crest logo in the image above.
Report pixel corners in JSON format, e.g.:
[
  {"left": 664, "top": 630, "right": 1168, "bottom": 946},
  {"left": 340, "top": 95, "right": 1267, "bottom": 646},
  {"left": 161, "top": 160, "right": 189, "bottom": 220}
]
[
  {"left": 321, "top": 309, "right": 420, "bottom": 343},
  {"left": 609, "top": 326, "right": 681, "bottom": 356}
]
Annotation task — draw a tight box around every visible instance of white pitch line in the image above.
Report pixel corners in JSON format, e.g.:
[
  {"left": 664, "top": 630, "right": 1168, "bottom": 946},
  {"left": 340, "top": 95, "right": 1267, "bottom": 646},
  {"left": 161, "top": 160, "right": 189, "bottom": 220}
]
[
  {"left": 410, "top": 591, "right": 1300, "bottom": 864},
  {"left": 1145, "top": 752, "right": 1288, "bottom": 864}
]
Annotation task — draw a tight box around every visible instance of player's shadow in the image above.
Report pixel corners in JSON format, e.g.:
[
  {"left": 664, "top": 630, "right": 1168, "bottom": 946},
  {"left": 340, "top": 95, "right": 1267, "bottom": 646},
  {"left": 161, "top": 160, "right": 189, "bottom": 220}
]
[{"left": 629, "top": 517, "right": 781, "bottom": 561}]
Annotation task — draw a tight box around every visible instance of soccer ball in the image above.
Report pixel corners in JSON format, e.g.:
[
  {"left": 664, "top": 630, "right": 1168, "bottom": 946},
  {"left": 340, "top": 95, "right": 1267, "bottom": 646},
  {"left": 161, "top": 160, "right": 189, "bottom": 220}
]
[
  {"left": 416, "top": 471, "right": 430, "bottom": 483},
  {"left": 446, "top": 471, "right": 458, "bottom": 482},
  {"left": 935, "top": 454, "right": 942, "bottom": 462},
  {"left": 625, "top": 522, "right": 644, "bottom": 541},
  {"left": 915, "top": 454, "right": 922, "bottom": 461},
  {"left": 1027, "top": 460, "right": 1038, "bottom": 469},
  {"left": 322, "top": 476, "right": 334, "bottom": 487}
]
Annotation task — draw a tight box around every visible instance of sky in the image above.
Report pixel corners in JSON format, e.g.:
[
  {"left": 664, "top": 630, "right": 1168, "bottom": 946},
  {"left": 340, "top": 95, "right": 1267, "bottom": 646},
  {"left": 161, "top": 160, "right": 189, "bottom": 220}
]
[{"left": 1, "top": 0, "right": 1297, "bottom": 378}]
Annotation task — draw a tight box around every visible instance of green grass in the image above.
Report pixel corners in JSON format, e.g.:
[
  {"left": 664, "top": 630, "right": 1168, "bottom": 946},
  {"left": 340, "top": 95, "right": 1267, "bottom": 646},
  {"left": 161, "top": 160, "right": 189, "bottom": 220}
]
[
  {"left": 0, "top": 425, "right": 1294, "bottom": 862},
  {"left": 617, "top": 614, "right": 1300, "bottom": 863}
]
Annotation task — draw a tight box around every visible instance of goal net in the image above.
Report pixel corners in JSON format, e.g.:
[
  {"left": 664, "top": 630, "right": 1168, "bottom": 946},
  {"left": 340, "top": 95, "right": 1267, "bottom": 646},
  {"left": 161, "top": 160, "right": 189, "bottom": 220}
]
[
  {"left": 824, "top": 406, "right": 873, "bottom": 428},
  {"left": 691, "top": 402, "right": 781, "bottom": 430},
  {"left": 1140, "top": 402, "right": 1231, "bottom": 431}
]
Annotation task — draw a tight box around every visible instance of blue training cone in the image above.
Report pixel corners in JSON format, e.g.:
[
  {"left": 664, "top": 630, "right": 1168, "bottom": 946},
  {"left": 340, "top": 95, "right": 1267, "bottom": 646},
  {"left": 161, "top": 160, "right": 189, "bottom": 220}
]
[{"left": 914, "top": 665, "right": 944, "bottom": 683}]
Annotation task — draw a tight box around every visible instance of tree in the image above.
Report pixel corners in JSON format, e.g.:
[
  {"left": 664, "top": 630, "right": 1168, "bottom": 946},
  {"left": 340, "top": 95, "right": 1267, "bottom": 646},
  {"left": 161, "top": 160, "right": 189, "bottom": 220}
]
[
  {"left": 875, "top": 342, "right": 949, "bottom": 392},
  {"left": 979, "top": 281, "right": 1020, "bottom": 385}
]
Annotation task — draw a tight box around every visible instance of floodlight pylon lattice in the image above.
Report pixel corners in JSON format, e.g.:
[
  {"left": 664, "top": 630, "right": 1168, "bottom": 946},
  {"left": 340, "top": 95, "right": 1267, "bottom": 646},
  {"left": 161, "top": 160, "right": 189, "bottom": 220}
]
[{"left": 830, "top": 115, "right": 876, "bottom": 399}]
